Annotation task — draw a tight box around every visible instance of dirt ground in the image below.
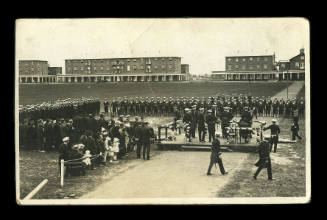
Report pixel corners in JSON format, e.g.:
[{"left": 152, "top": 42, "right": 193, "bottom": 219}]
[{"left": 81, "top": 151, "right": 247, "bottom": 199}]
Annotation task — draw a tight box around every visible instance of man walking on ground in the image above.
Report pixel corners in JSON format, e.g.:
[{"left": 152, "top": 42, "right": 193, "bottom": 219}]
[
  {"left": 253, "top": 139, "right": 273, "bottom": 180},
  {"left": 207, "top": 132, "right": 228, "bottom": 176}
]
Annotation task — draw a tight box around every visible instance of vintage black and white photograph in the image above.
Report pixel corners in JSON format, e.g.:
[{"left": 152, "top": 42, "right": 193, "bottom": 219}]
[{"left": 15, "top": 18, "right": 310, "bottom": 205}]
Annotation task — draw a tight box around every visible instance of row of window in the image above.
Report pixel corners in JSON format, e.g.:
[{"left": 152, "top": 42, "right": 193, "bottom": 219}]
[
  {"left": 227, "top": 64, "right": 268, "bottom": 70},
  {"left": 68, "top": 65, "right": 175, "bottom": 71},
  {"left": 295, "top": 62, "right": 305, "bottom": 69},
  {"left": 66, "top": 58, "right": 176, "bottom": 64},
  {"left": 227, "top": 57, "right": 270, "bottom": 62}
]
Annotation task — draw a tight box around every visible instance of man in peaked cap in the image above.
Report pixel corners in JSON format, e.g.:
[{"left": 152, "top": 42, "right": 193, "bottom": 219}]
[
  {"left": 207, "top": 132, "right": 228, "bottom": 176},
  {"left": 206, "top": 109, "right": 217, "bottom": 142},
  {"left": 197, "top": 108, "right": 206, "bottom": 142},
  {"left": 263, "top": 119, "right": 280, "bottom": 153},
  {"left": 220, "top": 107, "right": 233, "bottom": 139}
]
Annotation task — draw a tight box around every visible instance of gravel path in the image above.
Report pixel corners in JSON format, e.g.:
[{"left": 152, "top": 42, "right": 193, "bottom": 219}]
[{"left": 81, "top": 151, "right": 248, "bottom": 199}]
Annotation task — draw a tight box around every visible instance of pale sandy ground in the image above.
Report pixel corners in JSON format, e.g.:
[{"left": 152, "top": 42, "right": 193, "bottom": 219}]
[{"left": 81, "top": 151, "right": 247, "bottom": 199}]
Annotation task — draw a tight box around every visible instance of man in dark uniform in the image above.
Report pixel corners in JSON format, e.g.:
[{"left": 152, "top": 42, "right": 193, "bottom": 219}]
[
  {"left": 263, "top": 119, "right": 280, "bottom": 153},
  {"left": 207, "top": 132, "right": 228, "bottom": 176},
  {"left": 220, "top": 107, "right": 233, "bottom": 139},
  {"left": 104, "top": 99, "right": 109, "bottom": 115},
  {"left": 197, "top": 108, "right": 206, "bottom": 142},
  {"left": 190, "top": 105, "right": 197, "bottom": 138},
  {"left": 206, "top": 110, "right": 217, "bottom": 142},
  {"left": 253, "top": 139, "right": 273, "bottom": 180},
  {"left": 139, "top": 122, "right": 154, "bottom": 160}
]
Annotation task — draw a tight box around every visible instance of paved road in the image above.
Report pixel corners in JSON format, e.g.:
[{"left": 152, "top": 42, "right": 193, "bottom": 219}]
[{"left": 81, "top": 151, "right": 248, "bottom": 199}]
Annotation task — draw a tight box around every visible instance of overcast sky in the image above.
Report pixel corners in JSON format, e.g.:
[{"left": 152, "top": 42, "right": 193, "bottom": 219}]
[{"left": 16, "top": 18, "right": 309, "bottom": 75}]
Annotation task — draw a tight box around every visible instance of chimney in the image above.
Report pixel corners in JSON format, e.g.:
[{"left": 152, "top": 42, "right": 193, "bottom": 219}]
[{"left": 300, "top": 48, "right": 304, "bottom": 54}]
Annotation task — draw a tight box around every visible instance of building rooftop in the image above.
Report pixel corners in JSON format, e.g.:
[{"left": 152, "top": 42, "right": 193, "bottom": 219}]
[
  {"left": 19, "top": 60, "right": 48, "bottom": 62},
  {"left": 225, "top": 54, "right": 274, "bottom": 58},
  {"left": 65, "top": 56, "right": 181, "bottom": 61}
]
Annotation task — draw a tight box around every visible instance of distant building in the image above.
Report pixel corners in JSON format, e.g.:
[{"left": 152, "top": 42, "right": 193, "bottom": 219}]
[
  {"left": 212, "top": 54, "right": 278, "bottom": 81},
  {"left": 48, "top": 67, "right": 62, "bottom": 75},
  {"left": 59, "top": 57, "right": 189, "bottom": 83},
  {"left": 212, "top": 50, "right": 306, "bottom": 81},
  {"left": 19, "top": 60, "right": 48, "bottom": 76},
  {"left": 225, "top": 55, "right": 275, "bottom": 72},
  {"left": 275, "top": 49, "right": 305, "bottom": 80},
  {"left": 18, "top": 60, "right": 57, "bottom": 83}
]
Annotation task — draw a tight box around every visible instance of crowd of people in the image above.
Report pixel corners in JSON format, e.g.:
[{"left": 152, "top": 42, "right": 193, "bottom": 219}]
[{"left": 105, "top": 95, "right": 305, "bottom": 118}]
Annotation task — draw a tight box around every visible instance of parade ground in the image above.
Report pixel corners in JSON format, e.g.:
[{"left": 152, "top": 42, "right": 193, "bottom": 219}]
[
  {"left": 18, "top": 81, "right": 307, "bottom": 200},
  {"left": 18, "top": 81, "right": 295, "bottom": 105}
]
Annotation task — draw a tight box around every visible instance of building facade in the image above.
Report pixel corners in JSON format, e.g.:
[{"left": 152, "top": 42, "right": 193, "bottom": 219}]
[
  {"left": 212, "top": 54, "right": 278, "bottom": 81},
  {"left": 57, "top": 57, "right": 188, "bottom": 83},
  {"left": 48, "top": 67, "right": 62, "bottom": 75},
  {"left": 226, "top": 55, "right": 275, "bottom": 72},
  {"left": 212, "top": 50, "right": 306, "bottom": 81},
  {"left": 19, "top": 60, "right": 57, "bottom": 83},
  {"left": 275, "top": 49, "right": 305, "bottom": 80}
]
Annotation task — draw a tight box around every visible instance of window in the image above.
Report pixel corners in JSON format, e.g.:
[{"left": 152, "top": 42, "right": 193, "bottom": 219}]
[
  {"left": 81, "top": 67, "right": 84, "bottom": 70},
  {"left": 146, "top": 66, "right": 151, "bottom": 72},
  {"left": 68, "top": 67, "right": 71, "bottom": 71},
  {"left": 242, "top": 65, "right": 246, "bottom": 70},
  {"left": 228, "top": 65, "right": 232, "bottom": 70},
  {"left": 281, "top": 64, "right": 285, "bottom": 68},
  {"left": 107, "top": 67, "right": 110, "bottom": 70},
  {"left": 169, "top": 57, "right": 173, "bottom": 61},
  {"left": 235, "top": 64, "right": 239, "bottom": 69},
  {"left": 161, "top": 65, "right": 165, "bottom": 69},
  {"left": 168, "top": 65, "right": 172, "bottom": 69},
  {"left": 264, "top": 57, "right": 268, "bottom": 61},
  {"left": 74, "top": 67, "right": 77, "bottom": 70},
  {"left": 140, "top": 65, "right": 144, "bottom": 70},
  {"left": 127, "top": 65, "right": 130, "bottom": 71},
  {"left": 264, "top": 64, "right": 267, "bottom": 69},
  {"left": 235, "top": 58, "right": 239, "bottom": 62},
  {"left": 301, "top": 56, "right": 304, "bottom": 60},
  {"left": 300, "top": 62, "right": 304, "bottom": 69},
  {"left": 133, "top": 59, "right": 136, "bottom": 62},
  {"left": 257, "top": 57, "right": 260, "bottom": 61},
  {"left": 228, "top": 58, "right": 232, "bottom": 62},
  {"left": 161, "top": 58, "right": 165, "bottom": 61},
  {"left": 249, "top": 57, "right": 253, "bottom": 61},
  {"left": 154, "top": 58, "right": 158, "bottom": 61},
  {"left": 249, "top": 66, "right": 253, "bottom": 70},
  {"left": 295, "top": 62, "right": 299, "bottom": 67},
  {"left": 94, "top": 67, "right": 97, "bottom": 70},
  {"left": 242, "top": 58, "right": 246, "bottom": 62},
  {"left": 101, "top": 67, "right": 104, "bottom": 70},
  {"left": 154, "top": 65, "right": 158, "bottom": 69},
  {"left": 257, "top": 65, "right": 260, "bottom": 69},
  {"left": 127, "top": 59, "right": 130, "bottom": 62},
  {"left": 133, "top": 65, "right": 137, "bottom": 70}
]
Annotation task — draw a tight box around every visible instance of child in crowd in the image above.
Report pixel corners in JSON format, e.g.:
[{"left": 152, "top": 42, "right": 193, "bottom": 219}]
[
  {"left": 82, "top": 150, "right": 92, "bottom": 168},
  {"left": 112, "top": 138, "right": 120, "bottom": 161}
]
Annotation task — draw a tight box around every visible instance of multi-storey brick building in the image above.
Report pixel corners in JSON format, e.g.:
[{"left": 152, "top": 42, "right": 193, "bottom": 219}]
[
  {"left": 225, "top": 55, "right": 275, "bottom": 72},
  {"left": 48, "top": 67, "right": 62, "bottom": 75},
  {"left": 57, "top": 56, "right": 188, "bottom": 83},
  {"left": 19, "top": 60, "right": 48, "bottom": 76},
  {"left": 212, "top": 54, "right": 278, "bottom": 81},
  {"left": 212, "top": 50, "right": 306, "bottom": 81},
  {"left": 275, "top": 49, "right": 305, "bottom": 80},
  {"left": 18, "top": 60, "right": 57, "bottom": 83}
]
